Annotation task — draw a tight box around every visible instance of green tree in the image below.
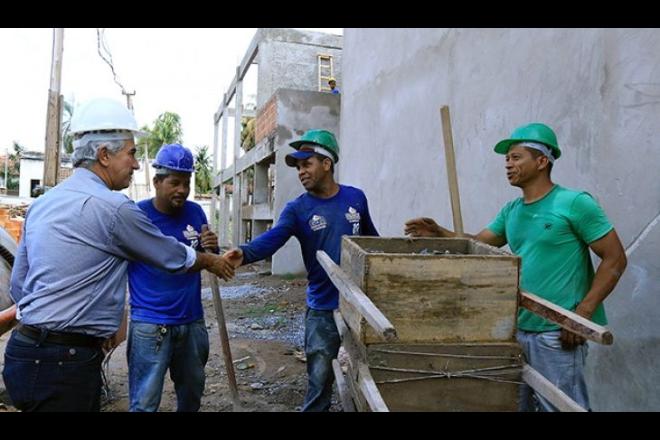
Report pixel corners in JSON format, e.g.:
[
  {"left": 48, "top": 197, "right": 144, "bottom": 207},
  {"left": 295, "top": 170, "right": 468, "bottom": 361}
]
[
  {"left": 136, "top": 112, "right": 183, "bottom": 158},
  {"left": 6, "top": 141, "right": 24, "bottom": 190},
  {"left": 194, "top": 145, "right": 212, "bottom": 194}
]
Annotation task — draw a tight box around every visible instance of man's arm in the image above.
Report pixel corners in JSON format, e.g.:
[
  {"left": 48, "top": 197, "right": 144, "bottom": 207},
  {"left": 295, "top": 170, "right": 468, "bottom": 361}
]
[
  {"left": 224, "top": 203, "right": 297, "bottom": 267},
  {"left": 561, "top": 229, "right": 627, "bottom": 348},
  {"left": 404, "top": 217, "right": 507, "bottom": 248},
  {"left": 9, "top": 229, "right": 29, "bottom": 305},
  {"left": 111, "top": 202, "right": 233, "bottom": 280}
]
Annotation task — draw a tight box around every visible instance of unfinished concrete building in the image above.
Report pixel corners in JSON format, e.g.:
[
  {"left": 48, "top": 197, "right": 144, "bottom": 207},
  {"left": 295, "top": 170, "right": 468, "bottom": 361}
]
[
  {"left": 212, "top": 29, "right": 342, "bottom": 275},
  {"left": 337, "top": 28, "right": 660, "bottom": 411}
]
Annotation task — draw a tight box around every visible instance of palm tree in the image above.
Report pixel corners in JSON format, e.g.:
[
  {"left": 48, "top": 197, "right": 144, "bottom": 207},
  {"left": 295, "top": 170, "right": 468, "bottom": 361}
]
[
  {"left": 7, "top": 142, "right": 24, "bottom": 190},
  {"left": 136, "top": 112, "right": 183, "bottom": 158},
  {"left": 194, "top": 145, "right": 212, "bottom": 194}
]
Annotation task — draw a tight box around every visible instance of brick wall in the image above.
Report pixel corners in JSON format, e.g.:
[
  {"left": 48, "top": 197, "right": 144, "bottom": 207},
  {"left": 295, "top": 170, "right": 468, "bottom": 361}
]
[{"left": 255, "top": 95, "right": 277, "bottom": 145}]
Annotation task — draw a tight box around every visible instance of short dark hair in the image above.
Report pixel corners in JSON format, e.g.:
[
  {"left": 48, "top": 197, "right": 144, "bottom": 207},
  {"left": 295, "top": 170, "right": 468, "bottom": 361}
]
[{"left": 525, "top": 147, "right": 553, "bottom": 176}]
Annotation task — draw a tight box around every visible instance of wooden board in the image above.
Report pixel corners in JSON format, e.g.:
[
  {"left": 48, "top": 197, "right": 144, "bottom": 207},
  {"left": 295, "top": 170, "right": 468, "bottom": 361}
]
[
  {"left": 367, "top": 342, "right": 522, "bottom": 411},
  {"left": 342, "top": 254, "right": 519, "bottom": 344}
]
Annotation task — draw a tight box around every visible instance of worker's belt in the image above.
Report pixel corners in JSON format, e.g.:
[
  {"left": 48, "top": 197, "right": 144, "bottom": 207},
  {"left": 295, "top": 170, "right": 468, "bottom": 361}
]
[{"left": 17, "top": 324, "right": 104, "bottom": 348}]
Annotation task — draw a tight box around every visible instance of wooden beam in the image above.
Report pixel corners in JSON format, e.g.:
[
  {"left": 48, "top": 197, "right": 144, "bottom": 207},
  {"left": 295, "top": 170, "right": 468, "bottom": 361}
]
[
  {"left": 357, "top": 361, "right": 389, "bottom": 412},
  {"left": 440, "top": 106, "right": 464, "bottom": 236},
  {"left": 520, "top": 291, "right": 613, "bottom": 345},
  {"left": 317, "top": 250, "right": 398, "bottom": 342},
  {"left": 522, "top": 363, "right": 587, "bottom": 412},
  {"left": 332, "top": 359, "right": 356, "bottom": 412}
]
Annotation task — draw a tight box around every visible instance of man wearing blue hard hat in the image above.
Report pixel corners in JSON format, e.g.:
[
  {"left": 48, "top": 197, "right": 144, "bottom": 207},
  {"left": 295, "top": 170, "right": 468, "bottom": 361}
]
[
  {"left": 405, "top": 123, "right": 627, "bottom": 412},
  {"left": 223, "top": 129, "right": 379, "bottom": 411},
  {"left": 127, "top": 143, "right": 219, "bottom": 412}
]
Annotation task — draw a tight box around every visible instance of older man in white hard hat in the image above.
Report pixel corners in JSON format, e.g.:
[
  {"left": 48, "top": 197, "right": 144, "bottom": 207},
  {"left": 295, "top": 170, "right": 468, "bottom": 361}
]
[{"left": 2, "top": 97, "right": 235, "bottom": 412}]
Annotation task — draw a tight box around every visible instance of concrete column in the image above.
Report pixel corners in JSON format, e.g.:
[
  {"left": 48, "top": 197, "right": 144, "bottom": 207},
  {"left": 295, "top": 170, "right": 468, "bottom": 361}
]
[
  {"left": 232, "top": 67, "right": 243, "bottom": 246},
  {"left": 219, "top": 98, "right": 229, "bottom": 247}
]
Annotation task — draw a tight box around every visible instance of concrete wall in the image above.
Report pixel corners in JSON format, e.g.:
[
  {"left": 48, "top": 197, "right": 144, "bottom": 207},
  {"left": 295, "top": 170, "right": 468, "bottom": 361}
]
[
  {"left": 257, "top": 29, "right": 343, "bottom": 110},
  {"left": 270, "top": 88, "right": 341, "bottom": 275},
  {"left": 339, "top": 28, "right": 660, "bottom": 411}
]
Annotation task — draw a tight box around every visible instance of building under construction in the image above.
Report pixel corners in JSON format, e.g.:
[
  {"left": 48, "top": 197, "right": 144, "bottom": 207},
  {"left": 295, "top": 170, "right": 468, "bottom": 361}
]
[{"left": 212, "top": 29, "right": 342, "bottom": 275}]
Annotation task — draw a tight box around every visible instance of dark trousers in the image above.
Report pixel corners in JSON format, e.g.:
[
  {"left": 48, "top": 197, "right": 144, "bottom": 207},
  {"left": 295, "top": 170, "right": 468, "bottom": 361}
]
[
  {"left": 2, "top": 330, "right": 104, "bottom": 412},
  {"left": 301, "top": 308, "right": 341, "bottom": 412}
]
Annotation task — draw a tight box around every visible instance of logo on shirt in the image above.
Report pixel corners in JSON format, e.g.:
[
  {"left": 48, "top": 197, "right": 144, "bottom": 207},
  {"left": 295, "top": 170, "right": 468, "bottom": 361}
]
[
  {"left": 309, "top": 215, "right": 327, "bottom": 232},
  {"left": 345, "top": 206, "right": 361, "bottom": 223},
  {"left": 183, "top": 224, "right": 200, "bottom": 248},
  {"left": 544, "top": 223, "right": 553, "bottom": 230}
]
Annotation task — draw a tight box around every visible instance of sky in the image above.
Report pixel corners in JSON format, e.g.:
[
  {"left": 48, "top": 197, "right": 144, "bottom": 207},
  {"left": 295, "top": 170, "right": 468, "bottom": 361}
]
[{"left": 0, "top": 28, "right": 342, "bottom": 158}]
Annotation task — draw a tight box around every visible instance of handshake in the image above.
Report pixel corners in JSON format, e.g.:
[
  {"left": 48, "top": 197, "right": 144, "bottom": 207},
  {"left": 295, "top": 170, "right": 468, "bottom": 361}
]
[{"left": 200, "top": 247, "right": 245, "bottom": 281}]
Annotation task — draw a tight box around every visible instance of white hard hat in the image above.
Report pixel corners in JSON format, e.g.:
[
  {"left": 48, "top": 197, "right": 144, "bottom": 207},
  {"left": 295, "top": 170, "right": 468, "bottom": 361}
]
[{"left": 70, "top": 97, "right": 140, "bottom": 136}]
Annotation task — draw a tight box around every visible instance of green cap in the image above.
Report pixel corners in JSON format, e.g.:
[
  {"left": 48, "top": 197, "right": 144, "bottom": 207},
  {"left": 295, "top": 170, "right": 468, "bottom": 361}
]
[
  {"left": 289, "top": 129, "right": 339, "bottom": 163},
  {"left": 494, "top": 123, "right": 561, "bottom": 160}
]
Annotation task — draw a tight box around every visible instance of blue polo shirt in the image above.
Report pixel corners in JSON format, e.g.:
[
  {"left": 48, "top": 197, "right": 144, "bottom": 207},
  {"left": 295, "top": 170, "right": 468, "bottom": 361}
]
[
  {"left": 240, "top": 185, "right": 378, "bottom": 310},
  {"left": 128, "top": 200, "right": 209, "bottom": 325}
]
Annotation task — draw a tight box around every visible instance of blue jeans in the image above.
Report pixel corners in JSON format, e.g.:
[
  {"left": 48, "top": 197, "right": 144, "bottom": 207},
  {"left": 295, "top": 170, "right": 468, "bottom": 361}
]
[
  {"left": 516, "top": 330, "right": 590, "bottom": 412},
  {"left": 127, "top": 319, "right": 209, "bottom": 412},
  {"left": 302, "top": 308, "right": 341, "bottom": 412},
  {"left": 2, "top": 330, "right": 104, "bottom": 412}
]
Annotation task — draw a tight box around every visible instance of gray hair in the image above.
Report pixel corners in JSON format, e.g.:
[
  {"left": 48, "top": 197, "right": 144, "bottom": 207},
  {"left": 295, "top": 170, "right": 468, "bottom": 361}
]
[{"left": 72, "top": 131, "right": 133, "bottom": 168}]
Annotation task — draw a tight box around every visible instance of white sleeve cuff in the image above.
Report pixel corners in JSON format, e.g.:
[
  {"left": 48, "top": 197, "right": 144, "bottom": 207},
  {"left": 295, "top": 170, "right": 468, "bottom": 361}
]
[{"left": 176, "top": 244, "right": 197, "bottom": 274}]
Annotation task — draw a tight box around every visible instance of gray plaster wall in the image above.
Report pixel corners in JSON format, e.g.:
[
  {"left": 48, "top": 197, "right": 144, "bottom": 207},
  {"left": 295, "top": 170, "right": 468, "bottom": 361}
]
[
  {"left": 257, "top": 29, "right": 343, "bottom": 110},
  {"left": 338, "top": 28, "right": 660, "bottom": 411},
  {"left": 270, "top": 89, "right": 341, "bottom": 276}
]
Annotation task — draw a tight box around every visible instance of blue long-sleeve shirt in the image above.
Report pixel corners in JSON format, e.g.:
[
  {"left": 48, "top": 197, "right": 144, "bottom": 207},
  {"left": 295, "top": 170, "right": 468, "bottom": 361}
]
[
  {"left": 240, "top": 185, "right": 378, "bottom": 310},
  {"left": 10, "top": 168, "right": 196, "bottom": 337}
]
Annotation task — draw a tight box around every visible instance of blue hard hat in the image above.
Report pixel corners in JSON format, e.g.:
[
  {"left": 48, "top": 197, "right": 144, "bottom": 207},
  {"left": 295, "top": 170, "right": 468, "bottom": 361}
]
[{"left": 153, "top": 143, "right": 194, "bottom": 173}]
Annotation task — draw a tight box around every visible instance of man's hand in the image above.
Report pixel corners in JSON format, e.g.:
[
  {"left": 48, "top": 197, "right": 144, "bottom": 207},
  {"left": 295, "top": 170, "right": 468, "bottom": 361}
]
[
  {"left": 200, "top": 224, "right": 219, "bottom": 253},
  {"left": 223, "top": 248, "right": 244, "bottom": 268},
  {"left": 207, "top": 254, "right": 235, "bottom": 281},
  {"left": 560, "top": 303, "right": 593, "bottom": 349},
  {"left": 404, "top": 217, "right": 443, "bottom": 237}
]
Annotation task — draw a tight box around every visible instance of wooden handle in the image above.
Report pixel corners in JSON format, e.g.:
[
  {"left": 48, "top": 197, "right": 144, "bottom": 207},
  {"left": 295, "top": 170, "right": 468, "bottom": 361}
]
[
  {"left": 520, "top": 291, "right": 613, "bottom": 345},
  {"left": 440, "top": 106, "right": 464, "bottom": 236},
  {"left": 317, "top": 251, "right": 398, "bottom": 342},
  {"left": 209, "top": 276, "right": 242, "bottom": 410}
]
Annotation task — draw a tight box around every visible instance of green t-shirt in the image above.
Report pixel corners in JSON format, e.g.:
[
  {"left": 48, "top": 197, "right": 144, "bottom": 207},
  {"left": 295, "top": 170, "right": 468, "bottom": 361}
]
[{"left": 487, "top": 185, "right": 613, "bottom": 332}]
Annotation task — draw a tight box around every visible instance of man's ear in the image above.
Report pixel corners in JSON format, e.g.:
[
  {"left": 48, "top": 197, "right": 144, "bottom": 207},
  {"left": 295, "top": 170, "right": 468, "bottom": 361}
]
[
  {"left": 97, "top": 145, "right": 111, "bottom": 167},
  {"left": 323, "top": 157, "right": 333, "bottom": 171}
]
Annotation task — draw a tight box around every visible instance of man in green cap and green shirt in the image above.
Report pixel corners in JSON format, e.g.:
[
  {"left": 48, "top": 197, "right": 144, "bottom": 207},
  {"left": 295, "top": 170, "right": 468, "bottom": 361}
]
[{"left": 404, "top": 122, "right": 627, "bottom": 411}]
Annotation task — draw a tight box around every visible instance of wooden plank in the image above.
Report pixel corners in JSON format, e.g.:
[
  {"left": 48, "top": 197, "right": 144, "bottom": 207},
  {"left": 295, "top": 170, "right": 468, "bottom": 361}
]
[
  {"left": 345, "top": 356, "right": 368, "bottom": 412},
  {"left": 368, "top": 343, "right": 522, "bottom": 411},
  {"left": 344, "top": 236, "right": 469, "bottom": 255},
  {"left": 357, "top": 361, "right": 389, "bottom": 412},
  {"left": 333, "top": 310, "right": 367, "bottom": 369},
  {"left": 440, "top": 106, "right": 464, "bottom": 236},
  {"left": 332, "top": 359, "right": 356, "bottom": 412},
  {"left": 317, "top": 250, "right": 398, "bottom": 342},
  {"left": 522, "top": 363, "right": 587, "bottom": 412},
  {"left": 520, "top": 291, "right": 613, "bottom": 345},
  {"left": 360, "top": 255, "right": 519, "bottom": 344}
]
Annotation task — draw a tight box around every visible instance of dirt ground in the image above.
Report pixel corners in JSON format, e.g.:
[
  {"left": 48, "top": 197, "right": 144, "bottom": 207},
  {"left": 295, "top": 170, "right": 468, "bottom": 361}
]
[{"left": 0, "top": 261, "right": 343, "bottom": 412}]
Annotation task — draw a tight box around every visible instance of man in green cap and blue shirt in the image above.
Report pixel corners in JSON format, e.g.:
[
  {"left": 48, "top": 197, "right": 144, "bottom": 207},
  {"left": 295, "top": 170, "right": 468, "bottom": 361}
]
[
  {"left": 223, "top": 129, "right": 379, "bottom": 411},
  {"left": 404, "top": 123, "right": 627, "bottom": 411}
]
